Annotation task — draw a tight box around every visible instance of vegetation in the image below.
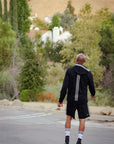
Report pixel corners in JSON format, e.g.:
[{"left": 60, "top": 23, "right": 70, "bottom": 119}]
[
  {"left": 48, "top": 14, "right": 60, "bottom": 30},
  {"left": 45, "top": 39, "right": 63, "bottom": 62},
  {"left": 0, "top": 1, "right": 113, "bottom": 106},
  {"left": 32, "top": 17, "right": 49, "bottom": 30},
  {"left": 0, "top": 18, "right": 16, "bottom": 69},
  {"left": 57, "top": 8, "right": 76, "bottom": 30},
  {"left": 17, "top": 0, "right": 31, "bottom": 35},
  {"left": 0, "top": 0, "right": 2, "bottom": 19},
  {"left": 0, "top": 70, "right": 14, "bottom": 100},
  {"left": 57, "top": 0, "right": 76, "bottom": 30},
  {"left": 46, "top": 63, "right": 65, "bottom": 85},
  {"left": 4, "top": 0, "right": 8, "bottom": 21},
  {"left": 60, "top": 4, "right": 104, "bottom": 84},
  {"left": 18, "top": 36, "right": 47, "bottom": 101}
]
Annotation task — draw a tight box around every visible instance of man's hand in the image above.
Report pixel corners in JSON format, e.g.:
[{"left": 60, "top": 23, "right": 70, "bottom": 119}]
[
  {"left": 57, "top": 102, "right": 63, "bottom": 107},
  {"left": 91, "top": 95, "right": 95, "bottom": 99}
]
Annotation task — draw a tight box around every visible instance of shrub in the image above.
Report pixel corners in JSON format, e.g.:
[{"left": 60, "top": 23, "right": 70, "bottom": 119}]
[
  {"left": 37, "top": 92, "right": 56, "bottom": 103},
  {"left": 20, "top": 89, "right": 30, "bottom": 102},
  {"left": 45, "top": 82, "right": 63, "bottom": 102},
  {"left": 88, "top": 89, "right": 113, "bottom": 106},
  {"left": 32, "top": 17, "right": 48, "bottom": 30},
  {"left": 46, "top": 63, "right": 65, "bottom": 85}
]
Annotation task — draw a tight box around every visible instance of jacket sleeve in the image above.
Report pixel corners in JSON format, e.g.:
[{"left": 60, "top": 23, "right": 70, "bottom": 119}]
[
  {"left": 59, "top": 69, "right": 69, "bottom": 103},
  {"left": 88, "top": 71, "right": 95, "bottom": 96}
]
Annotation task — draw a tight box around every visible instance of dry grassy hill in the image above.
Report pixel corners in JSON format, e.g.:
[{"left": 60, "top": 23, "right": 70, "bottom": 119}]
[{"left": 28, "top": 0, "right": 114, "bottom": 19}]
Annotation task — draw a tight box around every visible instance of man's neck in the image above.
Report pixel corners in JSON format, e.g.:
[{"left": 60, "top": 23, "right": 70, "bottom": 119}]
[{"left": 76, "top": 62, "right": 83, "bottom": 65}]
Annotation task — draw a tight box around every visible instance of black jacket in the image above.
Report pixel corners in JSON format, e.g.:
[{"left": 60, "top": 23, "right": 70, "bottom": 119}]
[{"left": 59, "top": 64, "right": 95, "bottom": 104}]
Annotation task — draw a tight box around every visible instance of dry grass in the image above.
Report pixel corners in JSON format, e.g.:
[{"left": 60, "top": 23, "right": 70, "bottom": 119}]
[
  {"left": 28, "top": 0, "right": 114, "bottom": 19},
  {"left": 37, "top": 92, "right": 56, "bottom": 102}
]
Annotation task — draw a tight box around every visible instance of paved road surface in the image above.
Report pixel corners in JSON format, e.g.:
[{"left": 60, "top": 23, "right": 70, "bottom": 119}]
[{"left": 0, "top": 106, "right": 114, "bottom": 144}]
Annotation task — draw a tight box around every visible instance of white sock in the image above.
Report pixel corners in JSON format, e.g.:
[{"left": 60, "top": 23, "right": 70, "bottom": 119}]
[
  {"left": 65, "top": 128, "right": 70, "bottom": 136},
  {"left": 78, "top": 131, "right": 84, "bottom": 139}
]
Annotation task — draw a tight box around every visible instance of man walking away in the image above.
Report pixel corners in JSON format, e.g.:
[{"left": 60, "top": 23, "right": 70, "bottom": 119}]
[{"left": 57, "top": 53, "right": 95, "bottom": 144}]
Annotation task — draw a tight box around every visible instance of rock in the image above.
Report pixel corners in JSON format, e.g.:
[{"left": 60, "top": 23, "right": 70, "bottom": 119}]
[
  {"left": 0, "top": 99, "right": 10, "bottom": 106},
  {"left": 100, "top": 106, "right": 112, "bottom": 116},
  {"left": 56, "top": 107, "right": 61, "bottom": 111},
  {"left": 11, "top": 99, "right": 23, "bottom": 106}
]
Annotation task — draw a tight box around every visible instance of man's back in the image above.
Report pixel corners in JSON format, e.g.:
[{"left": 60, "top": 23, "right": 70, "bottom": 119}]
[{"left": 59, "top": 64, "right": 95, "bottom": 104}]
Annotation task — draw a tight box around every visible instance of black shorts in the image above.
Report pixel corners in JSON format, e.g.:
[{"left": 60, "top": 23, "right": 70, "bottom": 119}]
[{"left": 66, "top": 101, "right": 90, "bottom": 119}]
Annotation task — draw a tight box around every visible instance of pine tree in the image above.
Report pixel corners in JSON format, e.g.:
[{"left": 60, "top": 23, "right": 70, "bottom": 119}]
[
  {"left": 13, "top": 0, "right": 18, "bottom": 32},
  {"left": 59, "top": 8, "right": 76, "bottom": 30},
  {"left": 10, "top": 0, "right": 14, "bottom": 28},
  {"left": 67, "top": 0, "right": 75, "bottom": 15},
  {"left": 17, "top": 0, "right": 31, "bottom": 35},
  {"left": 0, "top": 0, "right": 2, "bottom": 19},
  {"left": 4, "top": 0, "right": 8, "bottom": 21},
  {"left": 10, "top": 0, "right": 18, "bottom": 32},
  {"left": 0, "top": 19, "right": 16, "bottom": 69}
]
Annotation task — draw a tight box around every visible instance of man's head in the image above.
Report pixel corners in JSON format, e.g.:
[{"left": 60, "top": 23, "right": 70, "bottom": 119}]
[{"left": 76, "top": 53, "right": 86, "bottom": 65}]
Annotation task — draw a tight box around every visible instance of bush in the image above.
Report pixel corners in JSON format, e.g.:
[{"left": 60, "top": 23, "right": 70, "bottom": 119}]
[
  {"left": 32, "top": 17, "right": 48, "bottom": 30},
  {"left": 88, "top": 89, "right": 113, "bottom": 107},
  {"left": 37, "top": 92, "right": 56, "bottom": 103},
  {"left": 0, "top": 70, "right": 14, "bottom": 99},
  {"left": 46, "top": 63, "right": 65, "bottom": 85},
  {"left": 20, "top": 88, "right": 44, "bottom": 102},
  {"left": 45, "top": 82, "right": 63, "bottom": 102},
  {"left": 45, "top": 40, "right": 64, "bottom": 62},
  {"left": 20, "top": 90, "right": 30, "bottom": 102}
]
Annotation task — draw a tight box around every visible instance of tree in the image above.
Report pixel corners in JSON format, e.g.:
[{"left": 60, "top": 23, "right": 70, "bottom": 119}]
[
  {"left": 99, "top": 12, "right": 114, "bottom": 99},
  {"left": 57, "top": 0, "right": 76, "bottom": 30},
  {"left": 60, "top": 4, "right": 104, "bottom": 84},
  {"left": 99, "top": 13, "right": 114, "bottom": 68},
  {"left": 32, "top": 17, "right": 49, "bottom": 30},
  {"left": 58, "top": 8, "right": 76, "bottom": 30},
  {"left": 0, "top": 0, "right": 2, "bottom": 19},
  {"left": 0, "top": 18, "right": 16, "bottom": 70},
  {"left": 67, "top": 0, "right": 76, "bottom": 19},
  {"left": 18, "top": 36, "right": 46, "bottom": 101},
  {"left": 4, "top": 0, "right": 8, "bottom": 21},
  {"left": 45, "top": 39, "right": 63, "bottom": 62},
  {"left": 17, "top": 0, "right": 31, "bottom": 35},
  {"left": 10, "top": 0, "right": 18, "bottom": 32},
  {"left": 48, "top": 14, "right": 60, "bottom": 30}
]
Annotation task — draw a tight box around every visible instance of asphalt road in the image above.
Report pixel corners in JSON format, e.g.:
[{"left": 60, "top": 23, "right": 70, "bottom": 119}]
[{"left": 0, "top": 106, "right": 114, "bottom": 144}]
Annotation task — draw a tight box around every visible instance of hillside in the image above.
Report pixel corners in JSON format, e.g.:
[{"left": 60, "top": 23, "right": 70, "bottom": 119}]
[{"left": 28, "top": 0, "right": 114, "bottom": 19}]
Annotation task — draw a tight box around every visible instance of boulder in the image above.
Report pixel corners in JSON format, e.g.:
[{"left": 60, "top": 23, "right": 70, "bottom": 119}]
[{"left": 100, "top": 106, "right": 112, "bottom": 116}]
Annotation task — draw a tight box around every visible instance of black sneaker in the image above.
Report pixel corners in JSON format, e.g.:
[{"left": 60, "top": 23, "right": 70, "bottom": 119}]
[
  {"left": 76, "top": 138, "right": 81, "bottom": 144},
  {"left": 65, "top": 136, "right": 69, "bottom": 144}
]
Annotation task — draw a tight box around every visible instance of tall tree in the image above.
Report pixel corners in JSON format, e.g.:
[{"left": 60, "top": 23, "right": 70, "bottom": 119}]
[
  {"left": 0, "top": 19, "right": 16, "bottom": 70},
  {"left": 58, "top": 8, "right": 76, "bottom": 30},
  {"left": 10, "top": 0, "right": 13, "bottom": 26},
  {"left": 17, "top": 0, "right": 31, "bottom": 35},
  {"left": 67, "top": 0, "right": 76, "bottom": 17},
  {"left": 99, "top": 13, "right": 114, "bottom": 68},
  {"left": 10, "top": 0, "right": 18, "bottom": 32},
  {"left": 4, "top": 0, "right": 8, "bottom": 21},
  {"left": 0, "top": 0, "right": 2, "bottom": 19},
  {"left": 60, "top": 4, "right": 104, "bottom": 84},
  {"left": 99, "top": 12, "right": 114, "bottom": 97},
  {"left": 18, "top": 36, "right": 46, "bottom": 101}
]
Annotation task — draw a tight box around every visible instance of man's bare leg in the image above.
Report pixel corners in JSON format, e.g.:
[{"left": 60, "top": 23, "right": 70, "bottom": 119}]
[
  {"left": 76, "top": 119, "right": 85, "bottom": 144},
  {"left": 65, "top": 115, "right": 72, "bottom": 144}
]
